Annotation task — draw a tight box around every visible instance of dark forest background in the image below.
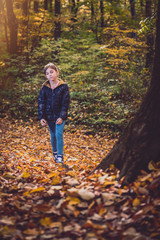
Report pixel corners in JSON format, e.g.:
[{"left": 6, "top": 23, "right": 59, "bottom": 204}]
[{"left": 0, "top": 0, "right": 158, "bottom": 135}]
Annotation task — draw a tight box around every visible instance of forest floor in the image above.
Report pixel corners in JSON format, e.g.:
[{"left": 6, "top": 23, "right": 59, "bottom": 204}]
[{"left": 0, "top": 117, "right": 160, "bottom": 240}]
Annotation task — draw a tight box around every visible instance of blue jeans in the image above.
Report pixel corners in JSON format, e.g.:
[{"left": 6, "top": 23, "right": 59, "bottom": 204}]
[{"left": 48, "top": 120, "right": 65, "bottom": 155}]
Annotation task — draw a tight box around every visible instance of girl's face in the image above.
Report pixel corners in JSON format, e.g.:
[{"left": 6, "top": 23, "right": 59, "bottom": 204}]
[{"left": 46, "top": 67, "right": 59, "bottom": 82}]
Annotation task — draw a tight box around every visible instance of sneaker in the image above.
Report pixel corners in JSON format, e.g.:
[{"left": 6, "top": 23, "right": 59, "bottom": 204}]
[
  {"left": 56, "top": 155, "right": 63, "bottom": 163},
  {"left": 53, "top": 152, "right": 57, "bottom": 162}
]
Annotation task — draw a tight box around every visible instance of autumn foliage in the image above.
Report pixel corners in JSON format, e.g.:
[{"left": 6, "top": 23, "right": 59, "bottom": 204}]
[{"left": 0, "top": 117, "right": 160, "bottom": 239}]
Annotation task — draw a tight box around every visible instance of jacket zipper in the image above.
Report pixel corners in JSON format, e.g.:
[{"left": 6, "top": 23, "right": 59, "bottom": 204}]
[{"left": 52, "top": 89, "right": 54, "bottom": 112}]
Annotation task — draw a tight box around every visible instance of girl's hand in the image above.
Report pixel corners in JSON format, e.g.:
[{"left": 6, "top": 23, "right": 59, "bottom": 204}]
[
  {"left": 56, "top": 118, "right": 63, "bottom": 125},
  {"left": 40, "top": 119, "right": 47, "bottom": 126}
]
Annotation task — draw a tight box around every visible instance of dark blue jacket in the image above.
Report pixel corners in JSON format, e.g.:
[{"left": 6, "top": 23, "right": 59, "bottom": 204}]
[{"left": 38, "top": 80, "right": 70, "bottom": 122}]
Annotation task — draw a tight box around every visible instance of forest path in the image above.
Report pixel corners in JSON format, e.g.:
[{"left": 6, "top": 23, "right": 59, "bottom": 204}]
[
  {"left": 0, "top": 117, "right": 159, "bottom": 240},
  {"left": 0, "top": 117, "right": 116, "bottom": 171}
]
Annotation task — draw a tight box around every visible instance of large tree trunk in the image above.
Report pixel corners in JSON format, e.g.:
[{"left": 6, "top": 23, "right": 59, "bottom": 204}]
[
  {"left": 93, "top": 0, "right": 160, "bottom": 185},
  {"left": 6, "top": 0, "right": 18, "bottom": 54}
]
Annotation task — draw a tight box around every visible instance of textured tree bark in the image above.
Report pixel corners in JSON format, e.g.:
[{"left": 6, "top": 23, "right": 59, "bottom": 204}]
[
  {"left": 54, "top": 0, "right": 61, "bottom": 40},
  {"left": 130, "top": 0, "right": 136, "bottom": 19},
  {"left": 22, "top": 0, "right": 28, "bottom": 16},
  {"left": 91, "top": 0, "right": 95, "bottom": 28},
  {"left": 93, "top": 0, "right": 160, "bottom": 185},
  {"left": 6, "top": 0, "right": 18, "bottom": 54},
  {"left": 0, "top": 0, "right": 9, "bottom": 51},
  {"left": 100, "top": 0, "right": 104, "bottom": 27},
  {"left": 70, "top": 0, "right": 79, "bottom": 21},
  {"left": 49, "top": 0, "right": 53, "bottom": 12},
  {"left": 34, "top": 1, "right": 39, "bottom": 13},
  {"left": 145, "top": 0, "right": 154, "bottom": 70},
  {"left": 44, "top": 0, "right": 48, "bottom": 10}
]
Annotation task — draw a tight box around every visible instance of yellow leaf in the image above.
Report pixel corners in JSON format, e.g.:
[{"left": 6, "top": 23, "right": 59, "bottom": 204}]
[
  {"left": 40, "top": 217, "right": 51, "bottom": 227},
  {"left": 103, "top": 180, "right": 117, "bottom": 187},
  {"left": 30, "top": 187, "right": 45, "bottom": 193},
  {"left": 132, "top": 198, "right": 140, "bottom": 207},
  {"left": 66, "top": 171, "right": 75, "bottom": 177},
  {"left": 17, "top": 166, "right": 22, "bottom": 170},
  {"left": 30, "top": 158, "right": 35, "bottom": 162},
  {"left": 51, "top": 177, "right": 61, "bottom": 185},
  {"left": 39, "top": 178, "right": 50, "bottom": 183},
  {"left": 48, "top": 172, "right": 59, "bottom": 178},
  {"left": 66, "top": 196, "right": 81, "bottom": 205},
  {"left": 22, "top": 172, "right": 31, "bottom": 178},
  {"left": 23, "top": 191, "right": 30, "bottom": 196},
  {"left": 148, "top": 161, "right": 160, "bottom": 171},
  {"left": 99, "top": 207, "right": 107, "bottom": 216}
]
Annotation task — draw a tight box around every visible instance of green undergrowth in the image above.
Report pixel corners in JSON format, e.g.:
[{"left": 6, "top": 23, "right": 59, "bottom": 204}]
[{"left": 0, "top": 21, "right": 150, "bottom": 135}]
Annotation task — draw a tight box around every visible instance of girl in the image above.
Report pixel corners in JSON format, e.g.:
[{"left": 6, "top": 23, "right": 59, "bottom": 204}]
[{"left": 38, "top": 63, "right": 70, "bottom": 163}]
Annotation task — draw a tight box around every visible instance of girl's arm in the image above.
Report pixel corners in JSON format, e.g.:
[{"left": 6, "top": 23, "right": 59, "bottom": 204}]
[
  {"left": 38, "top": 87, "right": 46, "bottom": 121},
  {"left": 59, "top": 84, "right": 70, "bottom": 120}
]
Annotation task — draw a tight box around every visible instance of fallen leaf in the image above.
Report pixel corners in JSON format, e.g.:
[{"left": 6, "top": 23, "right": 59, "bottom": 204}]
[{"left": 78, "top": 189, "right": 95, "bottom": 201}]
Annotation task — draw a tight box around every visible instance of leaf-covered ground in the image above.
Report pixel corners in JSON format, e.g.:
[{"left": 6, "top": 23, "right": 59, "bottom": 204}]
[{"left": 0, "top": 117, "right": 160, "bottom": 240}]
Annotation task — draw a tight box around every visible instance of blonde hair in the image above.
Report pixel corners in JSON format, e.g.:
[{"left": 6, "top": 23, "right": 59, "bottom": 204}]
[{"left": 44, "top": 63, "right": 58, "bottom": 74}]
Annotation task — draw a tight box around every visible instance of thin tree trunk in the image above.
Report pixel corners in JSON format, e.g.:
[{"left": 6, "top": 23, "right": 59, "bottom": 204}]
[
  {"left": 54, "top": 0, "right": 61, "bottom": 40},
  {"left": 22, "top": 0, "right": 28, "bottom": 16},
  {"left": 130, "top": 0, "right": 136, "bottom": 19},
  {"left": 145, "top": 0, "right": 154, "bottom": 70},
  {"left": 0, "top": 0, "right": 9, "bottom": 51},
  {"left": 100, "top": 0, "right": 104, "bottom": 27},
  {"left": 92, "top": 0, "right": 160, "bottom": 185},
  {"left": 34, "top": 1, "right": 39, "bottom": 13},
  {"left": 6, "top": 0, "right": 18, "bottom": 54},
  {"left": 71, "top": 0, "right": 76, "bottom": 21},
  {"left": 4, "top": 18, "right": 9, "bottom": 52},
  {"left": 44, "top": 0, "right": 48, "bottom": 10},
  {"left": 140, "top": 0, "right": 144, "bottom": 14},
  {"left": 70, "top": 0, "right": 79, "bottom": 21},
  {"left": 91, "top": 0, "right": 95, "bottom": 28},
  {"left": 49, "top": 0, "right": 53, "bottom": 12}
]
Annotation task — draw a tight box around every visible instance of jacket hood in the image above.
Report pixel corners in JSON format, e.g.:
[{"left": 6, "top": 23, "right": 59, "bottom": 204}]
[{"left": 42, "top": 78, "right": 65, "bottom": 89}]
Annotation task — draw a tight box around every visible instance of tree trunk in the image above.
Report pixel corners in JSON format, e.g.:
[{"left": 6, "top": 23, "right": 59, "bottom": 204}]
[
  {"left": 22, "top": 0, "right": 28, "bottom": 16},
  {"left": 140, "top": 0, "right": 144, "bottom": 13},
  {"left": 44, "top": 0, "right": 48, "bottom": 10},
  {"left": 0, "top": 0, "right": 9, "bottom": 51},
  {"left": 130, "top": 0, "right": 136, "bottom": 19},
  {"left": 34, "top": 1, "right": 39, "bottom": 13},
  {"left": 145, "top": 0, "right": 154, "bottom": 70},
  {"left": 93, "top": 0, "right": 160, "bottom": 185},
  {"left": 71, "top": 0, "right": 76, "bottom": 21},
  {"left": 70, "top": 0, "right": 79, "bottom": 21},
  {"left": 6, "top": 0, "right": 18, "bottom": 54},
  {"left": 100, "top": 0, "right": 104, "bottom": 27},
  {"left": 49, "top": 0, "right": 53, "bottom": 12},
  {"left": 54, "top": 0, "right": 61, "bottom": 40},
  {"left": 91, "top": 0, "right": 95, "bottom": 27}
]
